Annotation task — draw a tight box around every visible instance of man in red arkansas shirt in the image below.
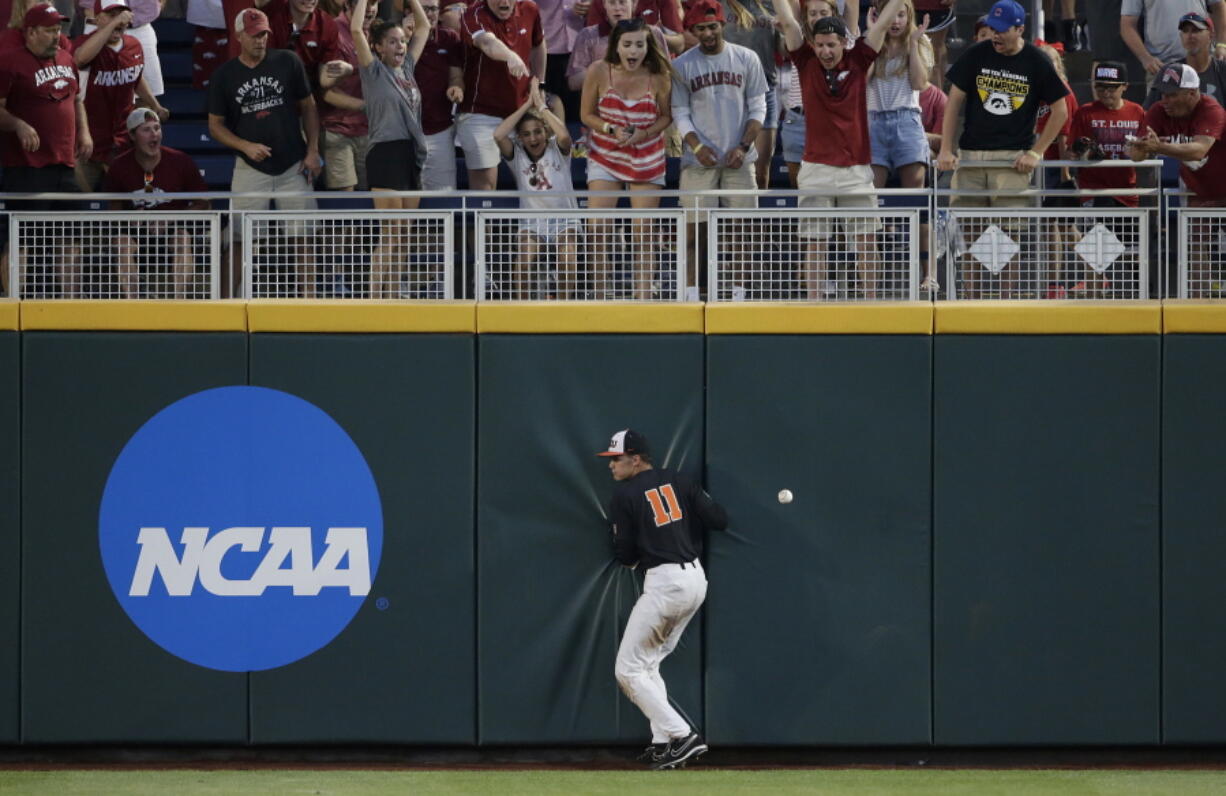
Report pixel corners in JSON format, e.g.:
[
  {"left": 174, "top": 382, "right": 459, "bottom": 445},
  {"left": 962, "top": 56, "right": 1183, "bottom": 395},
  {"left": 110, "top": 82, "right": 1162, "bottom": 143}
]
[
  {"left": 1130, "top": 61, "right": 1226, "bottom": 296},
  {"left": 457, "top": 0, "right": 546, "bottom": 190},
  {"left": 103, "top": 107, "right": 210, "bottom": 298},
  {"left": 776, "top": 0, "right": 906, "bottom": 301},
  {"left": 1130, "top": 62, "right": 1226, "bottom": 207},
  {"left": 0, "top": 4, "right": 93, "bottom": 298},
  {"left": 72, "top": 0, "right": 169, "bottom": 190}
]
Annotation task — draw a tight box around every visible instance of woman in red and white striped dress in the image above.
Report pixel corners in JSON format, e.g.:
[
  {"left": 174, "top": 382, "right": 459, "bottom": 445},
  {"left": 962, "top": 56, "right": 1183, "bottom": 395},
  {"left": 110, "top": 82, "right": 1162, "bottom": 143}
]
[{"left": 580, "top": 17, "right": 673, "bottom": 299}]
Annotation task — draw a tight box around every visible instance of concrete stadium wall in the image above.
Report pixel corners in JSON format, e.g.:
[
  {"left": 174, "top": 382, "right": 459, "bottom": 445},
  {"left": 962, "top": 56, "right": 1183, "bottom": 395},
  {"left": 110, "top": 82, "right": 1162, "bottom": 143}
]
[{"left": 1, "top": 299, "right": 1224, "bottom": 747}]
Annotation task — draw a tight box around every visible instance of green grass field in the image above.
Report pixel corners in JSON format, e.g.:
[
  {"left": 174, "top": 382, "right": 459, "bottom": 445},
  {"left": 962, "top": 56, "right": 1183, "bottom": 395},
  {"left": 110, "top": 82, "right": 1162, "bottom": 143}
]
[{"left": 3, "top": 769, "right": 1226, "bottom": 795}]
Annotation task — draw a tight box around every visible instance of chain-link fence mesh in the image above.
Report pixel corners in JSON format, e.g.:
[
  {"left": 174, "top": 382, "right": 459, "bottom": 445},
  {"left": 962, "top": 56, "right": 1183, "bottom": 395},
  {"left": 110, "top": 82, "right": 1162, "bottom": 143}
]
[
  {"left": 707, "top": 209, "right": 921, "bottom": 301},
  {"left": 942, "top": 209, "right": 1149, "bottom": 300},
  {"left": 243, "top": 212, "right": 453, "bottom": 299},
  {"left": 1177, "top": 209, "right": 1226, "bottom": 299},
  {"left": 476, "top": 210, "right": 686, "bottom": 301},
  {"left": 10, "top": 213, "right": 220, "bottom": 299}
]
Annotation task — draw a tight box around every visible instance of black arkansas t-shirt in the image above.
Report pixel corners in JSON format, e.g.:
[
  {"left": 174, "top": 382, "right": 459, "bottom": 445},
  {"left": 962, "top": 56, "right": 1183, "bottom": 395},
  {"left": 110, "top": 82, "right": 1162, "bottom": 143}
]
[
  {"left": 207, "top": 48, "right": 312, "bottom": 176},
  {"left": 947, "top": 40, "right": 1068, "bottom": 152}
]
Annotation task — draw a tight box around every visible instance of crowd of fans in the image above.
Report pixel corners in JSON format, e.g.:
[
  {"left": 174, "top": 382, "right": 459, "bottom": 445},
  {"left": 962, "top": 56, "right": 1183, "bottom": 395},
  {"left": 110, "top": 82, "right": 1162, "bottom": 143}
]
[{"left": 2, "top": 0, "right": 1226, "bottom": 298}]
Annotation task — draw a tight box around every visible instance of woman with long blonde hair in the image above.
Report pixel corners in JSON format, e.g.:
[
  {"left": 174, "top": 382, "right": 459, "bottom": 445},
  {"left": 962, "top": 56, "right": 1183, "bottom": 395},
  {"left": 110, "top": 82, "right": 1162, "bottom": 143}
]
[{"left": 866, "top": 0, "right": 934, "bottom": 290}]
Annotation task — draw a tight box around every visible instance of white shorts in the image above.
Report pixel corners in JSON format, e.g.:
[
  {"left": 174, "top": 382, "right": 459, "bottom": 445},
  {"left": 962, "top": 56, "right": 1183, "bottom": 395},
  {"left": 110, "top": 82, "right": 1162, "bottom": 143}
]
[
  {"left": 455, "top": 112, "right": 503, "bottom": 171},
  {"left": 128, "top": 23, "right": 164, "bottom": 96},
  {"left": 422, "top": 126, "right": 458, "bottom": 190},
  {"left": 797, "top": 161, "right": 881, "bottom": 239},
  {"left": 229, "top": 158, "right": 317, "bottom": 238},
  {"left": 678, "top": 163, "right": 756, "bottom": 209},
  {"left": 520, "top": 217, "right": 582, "bottom": 244}
]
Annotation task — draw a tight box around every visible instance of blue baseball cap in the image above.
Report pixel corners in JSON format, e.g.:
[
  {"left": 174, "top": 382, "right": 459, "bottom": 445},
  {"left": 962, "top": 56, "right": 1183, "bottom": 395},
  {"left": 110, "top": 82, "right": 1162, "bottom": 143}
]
[{"left": 984, "top": 0, "right": 1025, "bottom": 32}]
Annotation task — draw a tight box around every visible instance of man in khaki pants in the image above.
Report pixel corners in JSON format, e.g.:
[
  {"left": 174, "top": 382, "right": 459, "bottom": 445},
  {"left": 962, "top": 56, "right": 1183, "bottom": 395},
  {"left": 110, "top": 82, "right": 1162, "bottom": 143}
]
[{"left": 936, "top": 0, "right": 1068, "bottom": 297}]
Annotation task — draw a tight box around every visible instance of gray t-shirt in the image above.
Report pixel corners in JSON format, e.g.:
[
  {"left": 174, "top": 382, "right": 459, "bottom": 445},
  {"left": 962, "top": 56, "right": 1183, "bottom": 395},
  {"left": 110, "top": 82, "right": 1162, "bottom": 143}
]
[
  {"left": 1121, "top": 0, "right": 1222, "bottom": 63},
  {"left": 1144, "top": 57, "right": 1226, "bottom": 107},
  {"left": 359, "top": 56, "right": 426, "bottom": 164},
  {"left": 671, "top": 42, "right": 770, "bottom": 166},
  {"left": 719, "top": 0, "right": 779, "bottom": 86}
]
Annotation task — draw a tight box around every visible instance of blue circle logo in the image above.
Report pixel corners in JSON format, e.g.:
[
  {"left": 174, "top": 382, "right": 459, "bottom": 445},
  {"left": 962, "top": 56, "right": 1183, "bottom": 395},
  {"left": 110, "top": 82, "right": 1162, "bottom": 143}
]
[{"left": 99, "top": 386, "right": 383, "bottom": 672}]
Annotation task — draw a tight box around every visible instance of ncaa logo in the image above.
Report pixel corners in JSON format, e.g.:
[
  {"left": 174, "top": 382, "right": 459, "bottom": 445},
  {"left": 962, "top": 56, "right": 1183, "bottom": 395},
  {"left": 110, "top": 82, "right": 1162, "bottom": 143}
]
[{"left": 99, "top": 386, "right": 383, "bottom": 672}]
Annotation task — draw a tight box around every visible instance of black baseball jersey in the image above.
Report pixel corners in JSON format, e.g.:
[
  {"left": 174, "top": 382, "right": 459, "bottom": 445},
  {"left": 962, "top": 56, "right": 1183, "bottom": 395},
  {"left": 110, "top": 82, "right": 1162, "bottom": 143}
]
[{"left": 609, "top": 467, "right": 728, "bottom": 570}]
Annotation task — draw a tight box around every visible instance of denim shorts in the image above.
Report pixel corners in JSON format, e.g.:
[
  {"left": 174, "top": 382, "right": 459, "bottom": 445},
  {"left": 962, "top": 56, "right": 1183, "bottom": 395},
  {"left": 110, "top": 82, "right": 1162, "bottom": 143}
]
[
  {"left": 780, "top": 105, "right": 805, "bottom": 163},
  {"left": 869, "top": 107, "right": 929, "bottom": 170},
  {"left": 762, "top": 85, "right": 779, "bottom": 131}
]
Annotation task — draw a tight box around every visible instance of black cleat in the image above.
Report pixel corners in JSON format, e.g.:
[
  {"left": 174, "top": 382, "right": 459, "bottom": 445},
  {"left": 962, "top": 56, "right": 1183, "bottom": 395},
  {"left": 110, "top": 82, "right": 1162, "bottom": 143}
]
[
  {"left": 650, "top": 732, "right": 708, "bottom": 770},
  {"left": 636, "top": 743, "right": 667, "bottom": 764}
]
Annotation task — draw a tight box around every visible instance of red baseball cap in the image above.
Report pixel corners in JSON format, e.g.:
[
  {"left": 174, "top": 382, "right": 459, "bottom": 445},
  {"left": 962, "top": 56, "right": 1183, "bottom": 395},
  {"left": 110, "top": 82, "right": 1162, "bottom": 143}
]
[
  {"left": 23, "top": 3, "right": 66, "bottom": 27},
  {"left": 683, "top": 0, "right": 725, "bottom": 30},
  {"left": 234, "top": 7, "right": 271, "bottom": 35}
]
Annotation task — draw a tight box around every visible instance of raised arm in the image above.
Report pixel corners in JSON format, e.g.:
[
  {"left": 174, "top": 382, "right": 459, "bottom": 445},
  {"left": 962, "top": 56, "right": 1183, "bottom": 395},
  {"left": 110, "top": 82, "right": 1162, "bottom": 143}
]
[
  {"left": 405, "top": 0, "right": 430, "bottom": 64},
  {"left": 534, "top": 81, "right": 572, "bottom": 153},
  {"left": 908, "top": 15, "right": 931, "bottom": 90},
  {"left": 493, "top": 92, "right": 534, "bottom": 159},
  {"left": 351, "top": 0, "right": 375, "bottom": 68},
  {"left": 865, "top": 0, "right": 906, "bottom": 52},
  {"left": 774, "top": 0, "right": 803, "bottom": 53},
  {"left": 74, "top": 8, "right": 132, "bottom": 66}
]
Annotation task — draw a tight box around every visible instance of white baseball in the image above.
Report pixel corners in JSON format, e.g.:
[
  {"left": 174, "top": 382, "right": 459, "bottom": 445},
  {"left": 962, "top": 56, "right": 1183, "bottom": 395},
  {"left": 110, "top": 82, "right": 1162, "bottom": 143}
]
[{"left": 777, "top": 489, "right": 793, "bottom": 504}]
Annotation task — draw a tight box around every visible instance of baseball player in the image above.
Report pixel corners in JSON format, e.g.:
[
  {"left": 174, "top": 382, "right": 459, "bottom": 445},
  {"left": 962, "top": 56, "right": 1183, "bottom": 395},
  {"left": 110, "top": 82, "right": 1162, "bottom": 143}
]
[{"left": 598, "top": 428, "right": 728, "bottom": 770}]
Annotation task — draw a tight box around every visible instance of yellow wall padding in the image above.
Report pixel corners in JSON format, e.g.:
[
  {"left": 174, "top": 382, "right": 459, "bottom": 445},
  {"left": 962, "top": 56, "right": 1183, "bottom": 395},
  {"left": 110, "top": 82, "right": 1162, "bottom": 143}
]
[
  {"left": 476, "top": 302, "right": 705, "bottom": 333},
  {"left": 247, "top": 300, "right": 477, "bottom": 333},
  {"left": 935, "top": 301, "right": 1162, "bottom": 335},
  {"left": 1163, "top": 301, "right": 1226, "bottom": 334},
  {"left": 20, "top": 300, "right": 248, "bottom": 331},
  {"left": 705, "top": 302, "right": 934, "bottom": 334}
]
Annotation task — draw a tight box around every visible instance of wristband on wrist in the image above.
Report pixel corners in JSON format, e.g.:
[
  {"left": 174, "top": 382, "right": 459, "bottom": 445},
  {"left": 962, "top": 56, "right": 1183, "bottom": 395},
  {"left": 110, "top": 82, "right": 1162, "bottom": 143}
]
[
  {"left": 1025, "top": 149, "right": 1042, "bottom": 160},
  {"left": 1216, "top": 42, "right": 1226, "bottom": 49},
  {"left": 693, "top": 142, "right": 707, "bottom": 155}
]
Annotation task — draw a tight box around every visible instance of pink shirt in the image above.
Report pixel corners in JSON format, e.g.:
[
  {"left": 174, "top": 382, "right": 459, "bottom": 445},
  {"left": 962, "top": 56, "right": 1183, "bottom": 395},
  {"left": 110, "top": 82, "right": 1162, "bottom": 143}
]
[
  {"left": 81, "top": 0, "right": 162, "bottom": 27},
  {"left": 535, "top": 0, "right": 582, "bottom": 54}
]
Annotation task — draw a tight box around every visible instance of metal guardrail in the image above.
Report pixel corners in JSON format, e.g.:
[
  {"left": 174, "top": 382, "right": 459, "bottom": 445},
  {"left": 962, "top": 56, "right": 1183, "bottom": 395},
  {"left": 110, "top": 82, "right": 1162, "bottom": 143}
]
[{"left": 3, "top": 160, "right": 1211, "bottom": 302}]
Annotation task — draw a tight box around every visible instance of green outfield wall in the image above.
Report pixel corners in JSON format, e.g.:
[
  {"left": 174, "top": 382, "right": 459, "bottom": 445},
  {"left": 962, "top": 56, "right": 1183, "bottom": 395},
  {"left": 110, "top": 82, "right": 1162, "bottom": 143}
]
[{"left": 2, "top": 300, "right": 1224, "bottom": 747}]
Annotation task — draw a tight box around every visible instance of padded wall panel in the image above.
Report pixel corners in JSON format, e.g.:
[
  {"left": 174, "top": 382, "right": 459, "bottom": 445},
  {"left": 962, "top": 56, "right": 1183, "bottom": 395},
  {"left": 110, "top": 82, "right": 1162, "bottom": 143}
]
[
  {"left": 933, "top": 335, "right": 1160, "bottom": 745},
  {"left": 477, "top": 334, "right": 704, "bottom": 744},
  {"left": 248, "top": 334, "right": 475, "bottom": 743},
  {"left": 1162, "top": 335, "right": 1226, "bottom": 743},
  {"left": 21, "top": 332, "right": 249, "bottom": 743},
  {"left": 0, "top": 332, "right": 17, "bottom": 743},
  {"left": 705, "top": 335, "right": 933, "bottom": 745}
]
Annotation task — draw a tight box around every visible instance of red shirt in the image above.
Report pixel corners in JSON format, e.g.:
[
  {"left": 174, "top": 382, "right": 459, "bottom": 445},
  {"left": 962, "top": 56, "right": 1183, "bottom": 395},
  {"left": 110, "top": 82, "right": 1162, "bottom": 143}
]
[
  {"left": 919, "top": 82, "right": 947, "bottom": 135},
  {"left": 1068, "top": 99, "right": 1147, "bottom": 207},
  {"left": 262, "top": 0, "right": 342, "bottom": 76},
  {"left": 585, "top": 0, "right": 681, "bottom": 31},
  {"left": 1147, "top": 95, "right": 1226, "bottom": 203},
  {"left": 0, "top": 44, "right": 80, "bottom": 168},
  {"left": 222, "top": 0, "right": 253, "bottom": 58},
  {"left": 318, "top": 13, "right": 368, "bottom": 137},
  {"left": 73, "top": 33, "right": 145, "bottom": 164},
  {"left": 418, "top": 26, "right": 463, "bottom": 135},
  {"left": 1036, "top": 81, "right": 1076, "bottom": 159},
  {"left": 792, "top": 40, "right": 879, "bottom": 167},
  {"left": 103, "top": 146, "right": 208, "bottom": 209},
  {"left": 459, "top": 0, "right": 543, "bottom": 118}
]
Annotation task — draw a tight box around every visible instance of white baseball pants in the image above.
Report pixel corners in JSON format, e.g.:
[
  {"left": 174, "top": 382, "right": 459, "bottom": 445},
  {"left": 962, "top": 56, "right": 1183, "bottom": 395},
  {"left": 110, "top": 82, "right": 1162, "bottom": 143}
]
[{"left": 614, "top": 560, "right": 707, "bottom": 743}]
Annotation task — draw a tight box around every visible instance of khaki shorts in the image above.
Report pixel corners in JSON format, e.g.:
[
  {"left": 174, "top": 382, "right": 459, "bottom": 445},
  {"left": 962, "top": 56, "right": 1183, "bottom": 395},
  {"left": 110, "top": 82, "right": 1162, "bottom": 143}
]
[
  {"left": 455, "top": 112, "right": 503, "bottom": 171},
  {"left": 678, "top": 162, "right": 756, "bottom": 209},
  {"left": 797, "top": 161, "right": 881, "bottom": 239},
  {"left": 422, "top": 126, "right": 458, "bottom": 191},
  {"left": 952, "top": 149, "right": 1035, "bottom": 208},
  {"left": 229, "top": 158, "right": 317, "bottom": 239},
  {"left": 322, "top": 129, "right": 369, "bottom": 190}
]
